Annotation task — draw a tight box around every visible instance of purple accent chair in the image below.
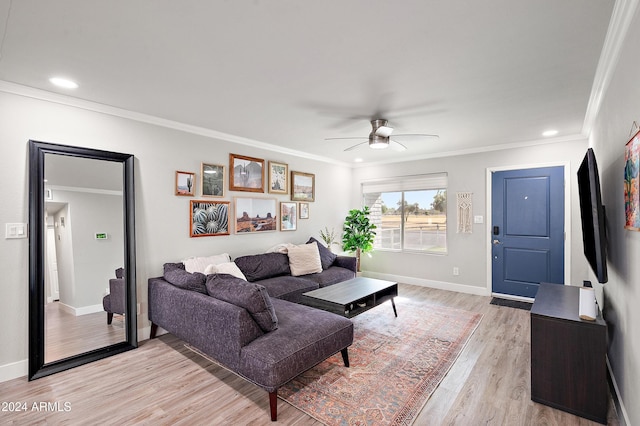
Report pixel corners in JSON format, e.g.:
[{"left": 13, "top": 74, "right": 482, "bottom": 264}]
[{"left": 102, "top": 268, "right": 125, "bottom": 324}]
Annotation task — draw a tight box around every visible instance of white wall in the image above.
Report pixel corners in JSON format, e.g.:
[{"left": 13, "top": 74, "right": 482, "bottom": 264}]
[
  {"left": 50, "top": 189, "right": 124, "bottom": 310},
  {"left": 352, "top": 138, "right": 591, "bottom": 294},
  {"left": 0, "top": 90, "right": 352, "bottom": 380},
  {"left": 589, "top": 4, "right": 640, "bottom": 424}
]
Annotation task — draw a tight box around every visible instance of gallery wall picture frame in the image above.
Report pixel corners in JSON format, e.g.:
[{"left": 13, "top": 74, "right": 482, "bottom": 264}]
[
  {"left": 299, "top": 202, "right": 310, "bottom": 219},
  {"left": 234, "top": 197, "right": 277, "bottom": 233},
  {"left": 280, "top": 202, "right": 297, "bottom": 231},
  {"left": 176, "top": 171, "right": 196, "bottom": 196},
  {"left": 291, "top": 171, "right": 315, "bottom": 201},
  {"left": 189, "top": 200, "right": 230, "bottom": 237},
  {"left": 268, "top": 161, "right": 288, "bottom": 194},
  {"left": 229, "top": 154, "right": 264, "bottom": 192},
  {"left": 200, "top": 163, "right": 225, "bottom": 197},
  {"left": 624, "top": 129, "right": 640, "bottom": 230}
]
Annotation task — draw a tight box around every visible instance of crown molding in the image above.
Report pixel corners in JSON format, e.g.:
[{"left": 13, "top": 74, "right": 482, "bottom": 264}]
[
  {"left": 582, "top": 0, "right": 640, "bottom": 136},
  {"left": 0, "top": 80, "right": 351, "bottom": 167}
]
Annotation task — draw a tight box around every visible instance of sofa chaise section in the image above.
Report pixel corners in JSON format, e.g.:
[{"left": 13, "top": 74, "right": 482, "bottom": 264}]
[{"left": 148, "top": 276, "right": 354, "bottom": 421}]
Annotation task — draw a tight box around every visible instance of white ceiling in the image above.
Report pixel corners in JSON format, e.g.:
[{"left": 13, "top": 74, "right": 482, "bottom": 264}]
[{"left": 0, "top": 0, "right": 619, "bottom": 165}]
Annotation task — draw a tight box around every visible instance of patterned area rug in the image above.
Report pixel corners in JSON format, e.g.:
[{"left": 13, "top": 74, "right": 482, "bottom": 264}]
[{"left": 278, "top": 300, "right": 483, "bottom": 426}]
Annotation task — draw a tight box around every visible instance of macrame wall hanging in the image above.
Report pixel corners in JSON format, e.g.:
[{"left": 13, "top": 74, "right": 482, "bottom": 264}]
[{"left": 457, "top": 192, "right": 473, "bottom": 233}]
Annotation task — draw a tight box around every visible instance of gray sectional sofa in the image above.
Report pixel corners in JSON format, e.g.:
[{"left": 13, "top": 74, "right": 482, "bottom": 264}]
[{"left": 148, "top": 239, "right": 357, "bottom": 421}]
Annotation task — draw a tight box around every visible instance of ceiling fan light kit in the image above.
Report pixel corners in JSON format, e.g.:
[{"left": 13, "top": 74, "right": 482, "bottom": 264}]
[{"left": 326, "top": 118, "right": 439, "bottom": 152}]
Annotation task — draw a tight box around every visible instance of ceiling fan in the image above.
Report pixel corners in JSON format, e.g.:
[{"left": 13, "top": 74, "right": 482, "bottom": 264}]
[{"left": 325, "top": 119, "right": 439, "bottom": 152}]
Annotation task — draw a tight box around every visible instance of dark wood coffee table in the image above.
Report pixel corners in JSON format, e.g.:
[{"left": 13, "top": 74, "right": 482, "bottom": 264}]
[{"left": 300, "top": 277, "right": 398, "bottom": 318}]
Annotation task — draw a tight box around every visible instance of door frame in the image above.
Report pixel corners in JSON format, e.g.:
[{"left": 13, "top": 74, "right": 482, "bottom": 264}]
[{"left": 485, "top": 161, "right": 571, "bottom": 300}]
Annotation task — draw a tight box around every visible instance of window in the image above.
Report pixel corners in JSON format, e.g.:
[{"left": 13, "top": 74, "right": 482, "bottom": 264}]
[{"left": 362, "top": 173, "right": 447, "bottom": 253}]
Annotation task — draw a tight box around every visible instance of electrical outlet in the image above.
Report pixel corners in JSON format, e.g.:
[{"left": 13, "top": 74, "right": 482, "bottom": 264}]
[{"left": 453, "top": 267, "right": 460, "bottom": 276}]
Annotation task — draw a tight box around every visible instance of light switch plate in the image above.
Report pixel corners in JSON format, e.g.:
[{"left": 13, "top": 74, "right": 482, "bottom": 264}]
[
  {"left": 6, "top": 223, "right": 28, "bottom": 239},
  {"left": 474, "top": 215, "right": 484, "bottom": 224}
]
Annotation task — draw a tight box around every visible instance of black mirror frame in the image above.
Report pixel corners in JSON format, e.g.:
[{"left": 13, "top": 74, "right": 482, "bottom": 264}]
[{"left": 28, "top": 140, "right": 137, "bottom": 380}]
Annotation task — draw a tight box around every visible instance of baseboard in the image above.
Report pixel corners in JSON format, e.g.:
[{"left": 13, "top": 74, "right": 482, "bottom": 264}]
[
  {"left": 362, "top": 271, "right": 490, "bottom": 297},
  {"left": 607, "top": 356, "right": 630, "bottom": 426},
  {"left": 0, "top": 359, "right": 27, "bottom": 383},
  {"left": 58, "top": 302, "right": 103, "bottom": 316}
]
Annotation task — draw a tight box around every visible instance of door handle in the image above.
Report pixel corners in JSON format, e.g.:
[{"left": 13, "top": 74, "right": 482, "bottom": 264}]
[{"left": 493, "top": 239, "right": 502, "bottom": 245}]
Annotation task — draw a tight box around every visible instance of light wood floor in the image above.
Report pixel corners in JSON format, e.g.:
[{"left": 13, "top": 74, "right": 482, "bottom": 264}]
[
  {"left": 45, "top": 301, "right": 126, "bottom": 363},
  {"left": 2, "top": 284, "right": 620, "bottom": 425}
]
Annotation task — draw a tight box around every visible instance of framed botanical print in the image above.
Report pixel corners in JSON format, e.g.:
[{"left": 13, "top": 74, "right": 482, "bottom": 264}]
[
  {"left": 268, "top": 161, "right": 288, "bottom": 194},
  {"left": 175, "top": 171, "right": 195, "bottom": 196},
  {"left": 229, "top": 154, "right": 264, "bottom": 192},
  {"left": 280, "top": 202, "right": 297, "bottom": 231},
  {"left": 234, "top": 197, "right": 277, "bottom": 233},
  {"left": 200, "top": 163, "right": 225, "bottom": 197},
  {"left": 291, "top": 171, "right": 315, "bottom": 201},
  {"left": 189, "top": 200, "right": 230, "bottom": 237}
]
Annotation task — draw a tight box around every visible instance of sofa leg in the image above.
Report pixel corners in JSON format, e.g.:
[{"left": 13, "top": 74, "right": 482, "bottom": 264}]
[
  {"left": 150, "top": 323, "right": 158, "bottom": 339},
  {"left": 107, "top": 312, "right": 114, "bottom": 325},
  {"left": 341, "top": 348, "right": 350, "bottom": 367},
  {"left": 269, "top": 390, "right": 277, "bottom": 421}
]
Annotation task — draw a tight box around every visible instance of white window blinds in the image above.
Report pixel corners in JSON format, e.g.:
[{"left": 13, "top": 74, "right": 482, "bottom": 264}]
[{"left": 361, "top": 173, "right": 448, "bottom": 193}]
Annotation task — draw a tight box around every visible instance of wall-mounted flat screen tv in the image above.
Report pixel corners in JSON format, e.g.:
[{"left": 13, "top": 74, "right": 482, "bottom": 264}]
[{"left": 577, "top": 148, "right": 608, "bottom": 283}]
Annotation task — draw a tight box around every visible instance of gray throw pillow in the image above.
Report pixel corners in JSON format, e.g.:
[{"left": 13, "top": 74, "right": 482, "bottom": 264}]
[
  {"left": 233, "top": 253, "right": 291, "bottom": 282},
  {"left": 163, "top": 263, "right": 207, "bottom": 294},
  {"left": 205, "top": 274, "right": 278, "bottom": 332},
  {"left": 307, "top": 237, "right": 337, "bottom": 270}
]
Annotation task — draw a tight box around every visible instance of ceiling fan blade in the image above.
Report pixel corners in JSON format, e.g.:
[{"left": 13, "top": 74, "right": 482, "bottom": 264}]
[
  {"left": 390, "top": 140, "right": 408, "bottom": 152},
  {"left": 391, "top": 133, "right": 440, "bottom": 139},
  {"left": 374, "top": 125, "right": 394, "bottom": 137},
  {"left": 344, "top": 141, "right": 369, "bottom": 151},
  {"left": 325, "top": 137, "right": 368, "bottom": 141}
]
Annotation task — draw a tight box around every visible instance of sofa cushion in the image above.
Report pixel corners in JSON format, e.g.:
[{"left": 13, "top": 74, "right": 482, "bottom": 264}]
[
  {"left": 163, "top": 263, "right": 207, "bottom": 294},
  {"left": 307, "top": 237, "right": 338, "bottom": 270},
  {"left": 287, "top": 242, "right": 323, "bottom": 276},
  {"left": 257, "top": 275, "right": 319, "bottom": 303},
  {"left": 300, "top": 266, "right": 355, "bottom": 287},
  {"left": 183, "top": 253, "right": 231, "bottom": 273},
  {"left": 234, "top": 252, "right": 291, "bottom": 282},
  {"left": 206, "top": 274, "right": 278, "bottom": 332},
  {"left": 204, "top": 261, "right": 247, "bottom": 280}
]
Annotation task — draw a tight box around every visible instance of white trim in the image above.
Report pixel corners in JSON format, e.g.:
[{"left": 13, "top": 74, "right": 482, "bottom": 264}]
[
  {"left": 353, "top": 134, "right": 586, "bottom": 168},
  {"left": 362, "top": 270, "right": 490, "bottom": 296},
  {"left": 485, "top": 162, "right": 572, "bottom": 296},
  {"left": 0, "top": 80, "right": 350, "bottom": 167},
  {"left": 607, "top": 356, "right": 631, "bottom": 426},
  {"left": 583, "top": 0, "right": 640, "bottom": 136},
  {"left": 58, "top": 302, "right": 104, "bottom": 316},
  {"left": 48, "top": 185, "right": 122, "bottom": 196},
  {"left": 0, "top": 359, "right": 28, "bottom": 383}
]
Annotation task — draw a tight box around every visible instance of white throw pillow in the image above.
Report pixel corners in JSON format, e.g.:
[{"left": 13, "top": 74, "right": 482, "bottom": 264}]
[
  {"left": 204, "top": 262, "right": 247, "bottom": 281},
  {"left": 287, "top": 242, "right": 323, "bottom": 276},
  {"left": 182, "top": 253, "right": 230, "bottom": 273}
]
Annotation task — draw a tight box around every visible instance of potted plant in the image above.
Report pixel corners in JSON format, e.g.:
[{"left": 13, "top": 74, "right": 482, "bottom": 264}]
[
  {"left": 342, "top": 206, "right": 377, "bottom": 272},
  {"left": 319, "top": 227, "right": 339, "bottom": 252}
]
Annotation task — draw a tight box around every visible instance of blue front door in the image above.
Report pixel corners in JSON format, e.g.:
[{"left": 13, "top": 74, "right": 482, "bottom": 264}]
[{"left": 491, "top": 166, "right": 565, "bottom": 298}]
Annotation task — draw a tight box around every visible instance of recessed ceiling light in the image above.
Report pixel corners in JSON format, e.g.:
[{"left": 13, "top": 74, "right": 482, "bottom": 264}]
[
  {"left": 354, "top": 158, "right": 364, "bottom": 163},
  {"left": 49, "top": 77, "right": 79, "bottom": 89},
  {"left": 542, "top": 130, "right": 558, "bottom": 137}
]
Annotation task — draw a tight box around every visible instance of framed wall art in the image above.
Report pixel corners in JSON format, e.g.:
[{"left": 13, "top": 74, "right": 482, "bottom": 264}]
[
  {"left": 176, "top": 171, "right": 195, "bottom": 196},
  {"left": 625, "top": 129, "right": 640, "bottom": 230},
  {"left": 229, "top": 154, "right": 264, "bottom": 192},
  {"left": 291, "top": 171, "right": 315, "bottom": 201},
  {"left": 189, "top": 200, "right": 230, "bottom": 237},
  {"left": 280, "top": 202, "right": 297, "bottom": 231},
  {"left": 268, "top": 161, "right": 288, "bottom": 194},
  {"left": 200, "top": 163, "right": 225, "bottom": 197},
  {"left": 299, "top": 202, "right": 309, "bottom": 219},
  {"left": 234, "top": 197, "right": 277, "bottom": 233}
]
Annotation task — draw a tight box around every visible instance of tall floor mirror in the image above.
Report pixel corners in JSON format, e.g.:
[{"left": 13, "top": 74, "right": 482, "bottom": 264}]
[{"left": 29, "top": 140, "right": 137, "bottom": 380}]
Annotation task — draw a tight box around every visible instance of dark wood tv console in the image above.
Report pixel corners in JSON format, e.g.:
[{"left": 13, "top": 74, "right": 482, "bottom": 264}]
[{"left": 530, "top": 283, "right": 608, "bottom": 424}]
